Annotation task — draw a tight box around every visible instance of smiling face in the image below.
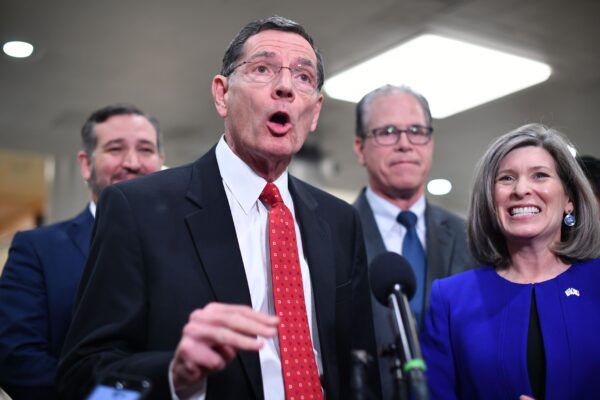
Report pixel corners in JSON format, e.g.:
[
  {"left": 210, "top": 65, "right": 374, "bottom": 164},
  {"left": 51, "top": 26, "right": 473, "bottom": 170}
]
[
  {"left": 354, "top": 92, "right": 433, "bottom": 204},
  {"left": 494, "top": 145, "right": 573, "bottom": 248},
  {"left": 78, "top": 114, "right": 164, "bottom": 202},
  {"left": 212, "top": 29, "right": 323, "bottom": 181}
]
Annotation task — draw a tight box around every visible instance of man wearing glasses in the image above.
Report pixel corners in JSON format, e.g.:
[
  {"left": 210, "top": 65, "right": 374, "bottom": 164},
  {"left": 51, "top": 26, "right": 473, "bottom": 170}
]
[
  {"left": 58, "top": 16, "right": 379, "bottom": 400},
  {"left": 352, "top": 85, "right": 473, "bottom": 399}
]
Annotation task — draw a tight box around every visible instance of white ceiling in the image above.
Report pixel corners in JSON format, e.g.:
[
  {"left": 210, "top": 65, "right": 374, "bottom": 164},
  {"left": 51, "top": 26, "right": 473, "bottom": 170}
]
[{"left": 2, "top": 0, "right": 600, "bottom": 218}]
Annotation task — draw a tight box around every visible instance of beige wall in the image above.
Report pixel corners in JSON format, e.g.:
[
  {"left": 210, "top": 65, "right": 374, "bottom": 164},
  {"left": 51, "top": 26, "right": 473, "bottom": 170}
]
[{"left": 0, "top": 149, "right": 48, "bottom": 274}]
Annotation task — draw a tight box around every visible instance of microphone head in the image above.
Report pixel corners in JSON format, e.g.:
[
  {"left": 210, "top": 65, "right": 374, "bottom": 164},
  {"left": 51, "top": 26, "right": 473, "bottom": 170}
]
[{"left": 370, "top": 252, "right": 417, "bottom": 305}]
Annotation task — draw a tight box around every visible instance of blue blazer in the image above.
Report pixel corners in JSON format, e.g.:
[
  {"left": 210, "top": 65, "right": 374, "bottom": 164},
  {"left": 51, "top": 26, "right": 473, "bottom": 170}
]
[
  {"left": 0, "top": 208, "right": 93, "bottom": 399},
  {"left": 421, "top": 260, "right": 600, "bottom": 399},
  {"left": 57, "top": 148, "right": 380, "bottom": 400}
]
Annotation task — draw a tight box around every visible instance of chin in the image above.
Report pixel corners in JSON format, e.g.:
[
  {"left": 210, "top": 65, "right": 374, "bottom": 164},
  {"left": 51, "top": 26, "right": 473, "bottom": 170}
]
[
  {"left": 506, "top": 230, "right": 549, "bottom": 242},
  {"left": 265, "top": 143, "right": 297, "bottom": 158},
  {"left": 389, "top": 179, "right": 420, "bottom": 192}
]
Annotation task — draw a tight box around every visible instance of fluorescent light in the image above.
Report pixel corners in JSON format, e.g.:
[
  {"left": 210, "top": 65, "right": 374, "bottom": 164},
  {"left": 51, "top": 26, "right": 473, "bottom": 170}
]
[
  {"left": 427, "top": 179, "right": 452, "bottom": 196},
  {"left": 3, "top": 41, "right": 34, "bottom": 58},
  {"left": 324, "top": 34, "right": 552, "bottom": 118}
]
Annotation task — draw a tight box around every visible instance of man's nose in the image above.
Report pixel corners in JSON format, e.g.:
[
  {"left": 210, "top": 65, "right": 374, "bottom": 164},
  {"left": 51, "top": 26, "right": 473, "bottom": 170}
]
[
  {"left": 273, "top": 67, "right": 295, "bottom": 100},
  {"left": 394, "top": 130, "right": 413, "bottom": 150},
  {"left": 122, "top": 149, "right": 141, "bottom": 170}
]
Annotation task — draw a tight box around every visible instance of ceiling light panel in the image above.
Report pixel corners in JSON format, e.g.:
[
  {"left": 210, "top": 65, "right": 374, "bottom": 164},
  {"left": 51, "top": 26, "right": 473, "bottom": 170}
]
[{"left": 324, "top": 34, "right": 552, "bottom": 119}]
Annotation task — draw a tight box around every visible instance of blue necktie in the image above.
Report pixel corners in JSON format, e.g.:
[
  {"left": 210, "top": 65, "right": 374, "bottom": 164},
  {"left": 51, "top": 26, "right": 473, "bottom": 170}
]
[{"left": 397, "top": 211, "right": 426, "bottom": 329}]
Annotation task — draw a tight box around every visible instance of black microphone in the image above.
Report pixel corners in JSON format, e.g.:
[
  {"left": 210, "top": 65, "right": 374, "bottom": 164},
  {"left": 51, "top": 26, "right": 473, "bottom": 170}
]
[
  {"left": 370, "top": 252, "right": 428, "bottom": 400},
  {"left": 370, "top": 252, "right": 416, "bottom": 304}
]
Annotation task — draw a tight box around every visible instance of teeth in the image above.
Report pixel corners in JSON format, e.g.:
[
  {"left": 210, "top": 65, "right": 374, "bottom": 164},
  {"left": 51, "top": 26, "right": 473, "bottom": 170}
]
[{"left": 510, "top": 206, "right": 540, "bottom": 216}]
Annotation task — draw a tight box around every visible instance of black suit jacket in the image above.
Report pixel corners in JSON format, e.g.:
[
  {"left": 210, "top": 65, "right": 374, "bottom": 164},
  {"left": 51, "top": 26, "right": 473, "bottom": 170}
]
[
  {"left": 354, "top": 188, "right": 474, "bottom": 399},
  {"left": 57, "top": 148, "right": 379, "bottom": 399}
]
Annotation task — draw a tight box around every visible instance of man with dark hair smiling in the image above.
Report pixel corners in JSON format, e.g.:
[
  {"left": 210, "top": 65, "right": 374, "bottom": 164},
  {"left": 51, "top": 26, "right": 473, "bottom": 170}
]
[
  {"left": 0, "top": 104, "right": 164, "bottom": 400},
  {"left": 58, "top": 16, "right": 379, "bottom": 400}
]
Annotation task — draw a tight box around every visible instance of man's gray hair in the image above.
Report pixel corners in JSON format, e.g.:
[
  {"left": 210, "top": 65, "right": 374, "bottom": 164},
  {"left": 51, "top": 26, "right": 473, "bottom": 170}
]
[
  {"left": 221, "top": 16, "right": 324, "bottom": 90},
  {"left": 355, "top": 85, "right": 432, "bottom": 137}
]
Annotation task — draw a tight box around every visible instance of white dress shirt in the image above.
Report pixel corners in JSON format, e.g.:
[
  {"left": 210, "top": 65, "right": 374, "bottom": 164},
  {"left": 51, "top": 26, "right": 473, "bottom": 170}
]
[
  {"left": 365, "top": 186, "right": 427, "bottom": 252},
  {"left": 171, "top": 136, "right": 321, "bottom": 399}
]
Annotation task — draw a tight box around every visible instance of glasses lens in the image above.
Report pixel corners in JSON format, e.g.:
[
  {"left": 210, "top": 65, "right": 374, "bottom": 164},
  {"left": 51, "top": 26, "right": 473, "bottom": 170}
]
[
  {"left": 241, "top": 60, "right": 275, "bottom": 83},
  {"left": 291, "top": 65, "right": 317, "bottom": 93},
  {"left": 407, "top": 125, "right": 432, "bottom": 144},
  {"left": 239, "top": 60, "right": 316, "bottom": 94},
  {"left": 370, "top": 125, "right": 432, "bottom": 145},
  {"left": 373, "top": 127, "right": 398, "bottom": 145}
]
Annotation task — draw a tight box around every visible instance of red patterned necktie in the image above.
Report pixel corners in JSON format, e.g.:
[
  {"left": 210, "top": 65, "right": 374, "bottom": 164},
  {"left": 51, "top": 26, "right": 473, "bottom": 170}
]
[{"left": 259, "top": 182, "right": 324, "bottom": 400}]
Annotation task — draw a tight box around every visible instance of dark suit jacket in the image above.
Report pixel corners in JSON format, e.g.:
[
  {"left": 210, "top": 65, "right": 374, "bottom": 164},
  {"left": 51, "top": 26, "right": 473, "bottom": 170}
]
[
  {"left": 57, "top": 148, "right": 380, "bottom": 400},
  {"left": 354, "top": 188, "right": 473, "bottom": 399},
  {"left": 0, "top": 208, "right": 93, "bottom": 400}
]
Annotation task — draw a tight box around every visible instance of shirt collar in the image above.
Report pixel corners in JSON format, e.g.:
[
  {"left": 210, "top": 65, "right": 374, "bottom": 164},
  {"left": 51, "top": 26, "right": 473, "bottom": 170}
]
[
  {"left": 365, "top": 186, "right": 426, "bottom": 228},
  {"left": 215, "top": 135, "right": 290, "bottom": 213}
]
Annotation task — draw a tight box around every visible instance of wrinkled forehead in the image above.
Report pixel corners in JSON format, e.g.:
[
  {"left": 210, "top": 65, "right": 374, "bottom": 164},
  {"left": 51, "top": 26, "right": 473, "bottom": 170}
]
[
  {"left": 241, "top": 30, "right": 317, "bottom": 65},
  {"left": 364, "top": 92, "right": 427, "bottom": 127}
]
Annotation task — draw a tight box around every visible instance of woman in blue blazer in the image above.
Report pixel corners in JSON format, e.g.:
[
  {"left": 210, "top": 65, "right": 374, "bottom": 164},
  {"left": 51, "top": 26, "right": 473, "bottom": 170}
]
[{"left": 421, "top": 124, "right": 600, "bottom": 399}]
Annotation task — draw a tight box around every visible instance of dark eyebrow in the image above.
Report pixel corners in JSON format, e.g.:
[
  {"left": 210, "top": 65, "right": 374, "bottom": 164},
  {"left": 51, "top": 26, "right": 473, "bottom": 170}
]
[
  {"left": 294, "top": 57, "right": 315, "bottom": 68},
  {"left": 101, "top": 139, "right": 157, "bottom": 149},
  {"left": 136, "top": 139, "right": 157, "bottom": 148},
  {"left": 102, "top": 139, "right": 126, "bottom": 148},
  {"left": 246, "top": 52, "right": 315, "bottom": 69}
]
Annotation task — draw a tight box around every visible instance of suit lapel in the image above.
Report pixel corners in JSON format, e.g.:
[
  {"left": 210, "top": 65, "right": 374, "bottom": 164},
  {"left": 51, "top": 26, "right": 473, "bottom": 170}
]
[
  {"left": 67, "top": 208, "right": 94, "bottom": 258},
  {"left": 289, "top": 178, "right": 335, "bottom": 377},
  {"left": 354, "top": 189, "right": 386, "bottom": 263},
  {"left": 425, "top": 204, "right": 453, "bottom": 305},
  {"left": 184, "top": 149, "right": 262, "bottom": 399}
]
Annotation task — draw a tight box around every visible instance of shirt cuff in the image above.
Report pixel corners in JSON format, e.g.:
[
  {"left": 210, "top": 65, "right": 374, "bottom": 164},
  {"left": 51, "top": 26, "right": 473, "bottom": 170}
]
[{"left": 168, "top": 360, "right": 207, "bottom": 400}]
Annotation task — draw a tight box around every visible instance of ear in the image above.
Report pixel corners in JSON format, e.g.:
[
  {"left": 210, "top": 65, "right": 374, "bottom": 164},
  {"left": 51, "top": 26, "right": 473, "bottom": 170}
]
[
  {"left": 309, "top": 94, "right": 324, "bottom": 132},
  {"left": 353, "top": 137, "right": 367, "bottom": 166},
  {"left": 212, "top": 75, "right": 229, "bottom": 118},
  {"left": 565, "top": 198, "right": 575, "bottom": 214},
  {"left": 77, "top": 150, "right": 92, "bottom": 181}
]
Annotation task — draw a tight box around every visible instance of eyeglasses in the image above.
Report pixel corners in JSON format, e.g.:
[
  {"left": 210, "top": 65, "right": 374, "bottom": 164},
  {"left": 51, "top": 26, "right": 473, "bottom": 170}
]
[
  {"left": 365, "top": 125, "right": 433, "bottom": 146},
  {"left": 230, "top": 59, "right": 319, "bottom": 95}
]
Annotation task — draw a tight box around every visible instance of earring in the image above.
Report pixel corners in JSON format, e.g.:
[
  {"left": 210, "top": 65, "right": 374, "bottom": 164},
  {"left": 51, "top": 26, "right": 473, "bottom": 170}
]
[{"left": 564, "top": 211, "right": 576, "bottom": 227}]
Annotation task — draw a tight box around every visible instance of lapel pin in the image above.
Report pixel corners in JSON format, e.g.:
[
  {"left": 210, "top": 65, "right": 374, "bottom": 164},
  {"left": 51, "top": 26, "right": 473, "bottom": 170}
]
[{"left": 565, "top": 287, "right": 580, "bottom": 297}]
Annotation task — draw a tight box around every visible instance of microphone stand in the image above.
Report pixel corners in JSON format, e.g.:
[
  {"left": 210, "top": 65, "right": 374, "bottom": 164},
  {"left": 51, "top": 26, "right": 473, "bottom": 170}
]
[
  {"left": 388, "top": 284, "right": 428, "bottom": 400},
  {"left": 350, "top": 350, "right": 376, "bottom": 400},
  {"left": 381, "top": 343, "right": 407, "bottom": 400}
]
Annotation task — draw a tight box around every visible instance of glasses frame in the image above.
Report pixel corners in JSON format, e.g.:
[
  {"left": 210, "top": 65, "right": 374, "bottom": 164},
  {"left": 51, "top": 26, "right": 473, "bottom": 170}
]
[
  {"left": 365, "top": 124, "right": 434, "bottom": 146},
  {"left": 229, "top": 59, "right": 319, "bottom": 95}
]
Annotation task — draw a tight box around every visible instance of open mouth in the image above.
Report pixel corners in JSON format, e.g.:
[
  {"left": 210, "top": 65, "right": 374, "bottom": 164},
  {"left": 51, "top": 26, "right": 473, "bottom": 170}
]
[
  {"left": 269, "top": 111, "right": 290, "bottom": 126},
  {"left": 510, "top": 206, "right": 540, "bottom": 216},
  {"left": 267, "top": 111, "right": 292, "bottom": 135}
]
